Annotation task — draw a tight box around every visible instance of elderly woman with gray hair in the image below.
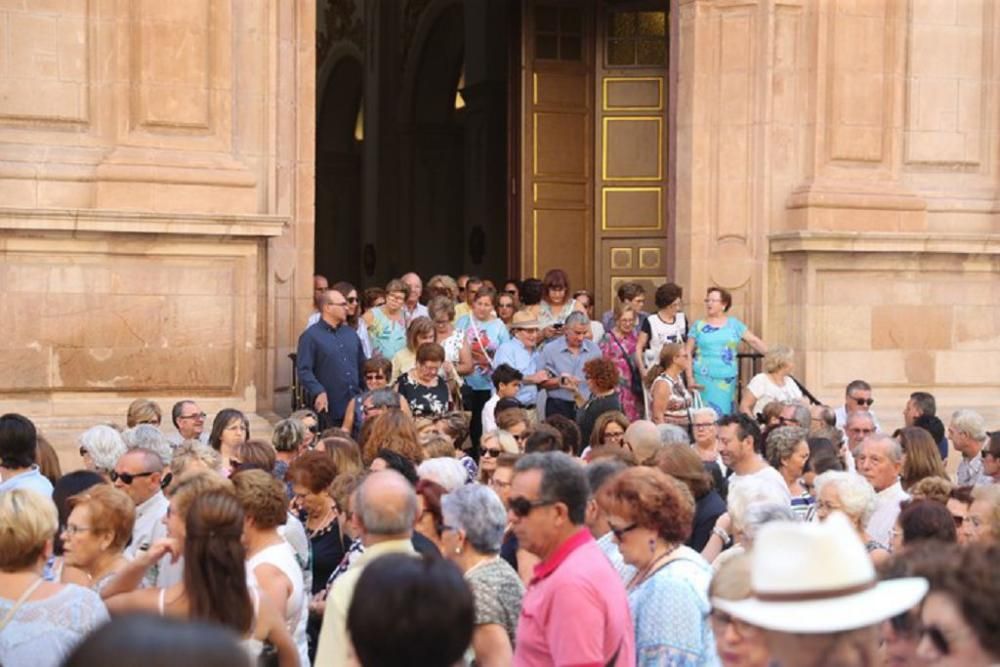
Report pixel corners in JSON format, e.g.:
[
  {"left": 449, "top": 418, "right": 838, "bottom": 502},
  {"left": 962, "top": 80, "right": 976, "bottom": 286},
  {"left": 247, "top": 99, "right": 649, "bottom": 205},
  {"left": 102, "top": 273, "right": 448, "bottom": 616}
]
[
  {"left": 270, "top": 417, "right": 304, "bottom": 494},
  {"left": 78, "top": 425, "right": 127, "bottom": 480},
  {"left": 739, "top": 344, "right": 803, "bottom": 419},
  {"left": 814, "top": 471, "right": 890, "bottom": 564},
  {"left": 441, "top": 484, "right": 525, "bottom": 667},
  {"left": 765, "top": 426, "right": 813, "bottom": 520}
]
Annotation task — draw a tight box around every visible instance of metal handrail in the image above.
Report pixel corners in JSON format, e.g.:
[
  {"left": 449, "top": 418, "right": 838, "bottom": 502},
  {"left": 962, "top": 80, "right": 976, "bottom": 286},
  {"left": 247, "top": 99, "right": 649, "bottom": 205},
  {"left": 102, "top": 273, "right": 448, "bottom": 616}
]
[{"left": 288, "top": 353, "right": 305, "bottom": 411}]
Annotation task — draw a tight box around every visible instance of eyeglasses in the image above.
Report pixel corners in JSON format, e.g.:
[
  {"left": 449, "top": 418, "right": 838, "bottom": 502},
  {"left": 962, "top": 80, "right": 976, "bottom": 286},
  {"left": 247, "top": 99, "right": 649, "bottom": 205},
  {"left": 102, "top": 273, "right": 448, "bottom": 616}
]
[
  {"left": 692, "top": 422, "right": 715, "bottom": 429},
  {"left": 711, "top": 611, "right": 760, "bottom": 637},
  {"left": 346, "top": 296, "right": 358, "bottom": 303},
  {"left": 851, "top": 396, "right": 875, "bottom": 406},
  {"left": 110, "top": 470, "right": 156, "bottom": 485},
  {"left": 482, "top": 447, "right": 502, "bottom": 458},
  {"left": 365, "top": 373, "right": 385, "bottom": 381},
  {"left": 62, "top": 523, "right": 94, "bottom": 537},
  {"left": 179, "top": 412, "right": 207, "bottom": 420},
  {"left": 504, "top": 289, "right": 518, "bottom": 295},
  {"left": 778, "top": 416, "right": 802, "bottom": 426},
  {"left": 307, "top": 424, "right": 319, "bottom": 434},
  {"left": 79, "top": 446, "right": 89, "bottom": 457},
  {"left": 511, "top": 432, "right": 529, "bottom": 442},
  {"left": 604, "top": 431, "right": 624, "bottom": 440},
  {"left": 609, "top": 522, "right": 639, "bottom": 540},
  {"left": 508, "top": 496, "right": 555, "bottom": 518}
]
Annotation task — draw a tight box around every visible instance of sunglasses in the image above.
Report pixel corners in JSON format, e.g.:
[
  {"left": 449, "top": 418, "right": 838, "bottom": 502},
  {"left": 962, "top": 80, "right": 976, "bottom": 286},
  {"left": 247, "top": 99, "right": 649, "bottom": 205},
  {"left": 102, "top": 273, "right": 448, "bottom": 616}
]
[
  {"left": 851, "top": 397, "right": 875, "bottom": 406},
  {"left": 364, "top": 373, "right": 385, "bottom": 381},
  {"left": 110, "top": 470, "right": 156, "bottom": 485},
  {"left": 79, "top": 446, "right": 88, "bottom": 457},
  {"left": 482, "top": 447, "right": 502, "bottom": 458},
  {"left": 508, "top": 496, "right": 555, "bottom": 518},
  {"left": 778, "top": 416, "right": 802, "bottom": 426},
  {"left": 346, "top": 296, "right": 358, "bottom": 303},
  {"left": 308, "top": 424, "right": 319, "bottom": 434},
  {"left": 511, "top": 432, "right": 529, "bottom": 442},
  {"left": 504, "top": 289, "right": 518, "bottom": 295},
  {"left": 610, "top": 522, "right": 639, "bottom": 540}
]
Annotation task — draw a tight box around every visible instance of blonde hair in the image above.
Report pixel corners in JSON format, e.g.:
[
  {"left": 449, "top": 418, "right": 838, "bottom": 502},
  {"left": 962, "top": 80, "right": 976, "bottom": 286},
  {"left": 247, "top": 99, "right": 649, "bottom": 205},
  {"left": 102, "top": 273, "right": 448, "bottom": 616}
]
[
  {"left": 483, "top": 430, "right": 519, "bottom": 455},
  {"left": 0, "top": 489, "right": 57, "bottom": 571},
  {"left": 762, "top": 345, "right": 794, "bottom": 373},
  {"left": 170, "top": 442, "right": 223, "bottom": 482},
  {"left": 126, "top": 398, "right": 162, "bottom": 428},
  {"left": 971, "top": 485, "right": 1000, "bottom": 538}
]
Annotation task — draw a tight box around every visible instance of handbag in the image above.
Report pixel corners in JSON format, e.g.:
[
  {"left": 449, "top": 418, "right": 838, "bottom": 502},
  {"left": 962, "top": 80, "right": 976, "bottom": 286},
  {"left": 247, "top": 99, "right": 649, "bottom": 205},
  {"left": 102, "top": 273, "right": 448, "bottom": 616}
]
[{"left": 609, "top": 332, "right": 644, "bottom": 399}]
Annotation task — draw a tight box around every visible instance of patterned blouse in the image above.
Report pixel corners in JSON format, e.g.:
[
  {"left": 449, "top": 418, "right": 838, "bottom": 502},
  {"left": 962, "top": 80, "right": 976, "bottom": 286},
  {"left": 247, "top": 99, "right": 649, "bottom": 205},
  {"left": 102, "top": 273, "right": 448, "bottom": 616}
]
[
  {"left": 395, "top": 372, "right": 451, "bottom": 417},
  {"left": 466, "top": 557, "right": 525, "bottom": 648}
]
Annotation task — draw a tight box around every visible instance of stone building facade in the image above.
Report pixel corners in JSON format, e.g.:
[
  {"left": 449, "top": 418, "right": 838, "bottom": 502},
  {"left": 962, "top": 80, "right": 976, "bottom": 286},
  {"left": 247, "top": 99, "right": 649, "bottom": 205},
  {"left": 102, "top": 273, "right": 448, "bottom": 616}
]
[{"left": 1, "top": 0, "right": 996, "bottom": 449}]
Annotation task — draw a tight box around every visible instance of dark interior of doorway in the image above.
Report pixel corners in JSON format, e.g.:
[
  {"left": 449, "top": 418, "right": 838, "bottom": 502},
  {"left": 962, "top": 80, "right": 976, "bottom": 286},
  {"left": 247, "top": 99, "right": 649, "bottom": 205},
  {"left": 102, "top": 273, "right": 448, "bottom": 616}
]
[{"left": 314, "top": 1, "right": 518, "bottom": 290}]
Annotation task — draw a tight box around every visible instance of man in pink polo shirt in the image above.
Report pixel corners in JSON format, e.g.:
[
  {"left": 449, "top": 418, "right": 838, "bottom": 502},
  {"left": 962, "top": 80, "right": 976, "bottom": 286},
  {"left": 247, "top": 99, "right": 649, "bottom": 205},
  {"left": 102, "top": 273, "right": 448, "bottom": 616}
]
[{"left": 510, "top": 451, "right": 635, "bottom": 666}]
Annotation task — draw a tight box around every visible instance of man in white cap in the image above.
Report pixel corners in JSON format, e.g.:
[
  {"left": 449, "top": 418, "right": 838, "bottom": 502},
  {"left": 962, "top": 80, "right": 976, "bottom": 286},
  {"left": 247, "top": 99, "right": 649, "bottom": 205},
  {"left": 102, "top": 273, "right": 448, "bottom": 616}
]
[{"left": 712, "top": 512, "right": 928, "bottom": 667}]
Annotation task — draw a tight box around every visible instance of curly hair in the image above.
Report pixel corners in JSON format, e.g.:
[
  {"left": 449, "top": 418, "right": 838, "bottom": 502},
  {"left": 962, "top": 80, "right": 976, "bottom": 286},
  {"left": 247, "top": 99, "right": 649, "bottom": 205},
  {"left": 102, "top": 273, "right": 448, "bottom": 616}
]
[
  {"left": 231, "top": 469, "right": 287, "bottom": 530},
  {"left": 765, "top": 426, "right": 809, "bottom": 470},
  {"left": 361, "top": 410, "right": 423, "bottom": 465},
  {"left": 598, "top": 466, "right": 695, "bottom": 543},
  {"left": 583, "top": 357, "right": 620, "bottom": 394},
  {"left": 287, "top": 451, "right": 338, "bottom": 494},
  {"left": 907, "top": 476, "right": 952, "bottom": 505},
  {"left": 67, "top": 485, "right": 135, "bottom": 553}
]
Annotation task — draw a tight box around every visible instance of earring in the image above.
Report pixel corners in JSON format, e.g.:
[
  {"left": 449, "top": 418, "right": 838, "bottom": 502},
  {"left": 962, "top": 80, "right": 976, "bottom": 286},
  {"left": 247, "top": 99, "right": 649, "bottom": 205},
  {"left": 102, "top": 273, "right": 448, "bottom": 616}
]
[{"left": 454, "top": 547, "right": 462, "bottom": 555}]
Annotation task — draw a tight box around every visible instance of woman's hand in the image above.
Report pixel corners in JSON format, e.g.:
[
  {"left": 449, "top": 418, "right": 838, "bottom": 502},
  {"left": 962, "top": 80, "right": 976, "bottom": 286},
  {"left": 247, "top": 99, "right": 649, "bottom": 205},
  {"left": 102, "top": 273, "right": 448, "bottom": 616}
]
[{"left": 144, "top": 537, "right": 181, "bottom": 566}]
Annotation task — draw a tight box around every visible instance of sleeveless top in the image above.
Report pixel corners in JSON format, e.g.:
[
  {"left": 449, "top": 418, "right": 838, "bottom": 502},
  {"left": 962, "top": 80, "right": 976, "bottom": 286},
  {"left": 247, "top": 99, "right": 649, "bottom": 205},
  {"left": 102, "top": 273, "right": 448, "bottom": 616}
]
[
  {"left": 158, "top": 587, "right": 264, "bottom": 661},
  {"left": 647, "top": 373, "right": 693, "bottom": 423},
  {"left": 248, "top": 542, "right": 310, "bottom": 667},
  {"left": 641, "top": 312, "right": 688, "bottom": 367},
  {"left": 367, "top": 307, "right": 407, "bottom": 359}
]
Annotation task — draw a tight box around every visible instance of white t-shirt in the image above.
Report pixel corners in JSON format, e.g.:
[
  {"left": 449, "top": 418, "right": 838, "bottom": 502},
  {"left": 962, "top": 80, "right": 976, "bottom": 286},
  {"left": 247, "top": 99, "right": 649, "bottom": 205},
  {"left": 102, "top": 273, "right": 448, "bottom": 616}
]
[
  {"left": 729, "top": 464, "right": 792, "bottom": 504},
  {"left": 641, "top": 312, "right": 688, "bottom": 367},
  {"left": 481, "top": 394, "right": 500, "bottom": 434},
  {"left": 745, "top": 373, "right": 803, "bottom": 415}
]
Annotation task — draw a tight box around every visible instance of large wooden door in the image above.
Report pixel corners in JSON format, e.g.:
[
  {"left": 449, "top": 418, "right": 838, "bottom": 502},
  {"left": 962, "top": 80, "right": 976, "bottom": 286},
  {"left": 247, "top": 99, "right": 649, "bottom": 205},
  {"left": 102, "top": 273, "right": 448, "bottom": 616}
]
[
  {"left": 594, "top": 5, "right": 670, "bottom": 314},
  {"left": 521, "top": 2, "right": 595, "bottom": 290}
]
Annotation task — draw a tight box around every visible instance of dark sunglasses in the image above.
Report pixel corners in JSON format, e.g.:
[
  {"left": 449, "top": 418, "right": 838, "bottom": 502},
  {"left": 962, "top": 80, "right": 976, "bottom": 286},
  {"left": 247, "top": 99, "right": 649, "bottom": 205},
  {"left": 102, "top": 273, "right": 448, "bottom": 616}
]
[
  {"left": 610, "top": 522, "right": 639, "bottom": 540},
  {"left": 79, "top": 446, "right": 88, "bottom": 457},
  {"left": 504, "top": 289, "right": 518, "bottom": 295},
  {"left": 110, "top": 470, "right": 156, "bottom": 485},
  {"left": 364, "top": 373, "right": 385, "bottom": 381},
  {"left": 346, "top": 296, "right": 358, "bottom": 303},
  {"left": 508, "top": 496, "right": 555, "bottom": 518},
  {"left": 308, "top": 424, "right": 319, "bottom": 434},
  {"left": 482, "top": 447, "right": 502, "bottom": 458},
  {"left": 778, "top": 416, "right": 802, "bottom": 426},
  {"left": 851, "top": 397, "right": 875, "bottom": 406},
  {"left": 920, "top": 625, "right": 951, "bottom": 656}
]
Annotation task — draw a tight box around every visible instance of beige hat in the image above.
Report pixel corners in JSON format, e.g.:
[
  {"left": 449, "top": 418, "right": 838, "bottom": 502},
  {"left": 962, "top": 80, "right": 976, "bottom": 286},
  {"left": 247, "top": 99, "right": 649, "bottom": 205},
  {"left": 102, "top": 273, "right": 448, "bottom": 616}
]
[
  {"left": 711, "top": 512, "right": 927, "bottom": 634},
  {"left": 509, "top": 311, "right": 543, "bottom": 330}
]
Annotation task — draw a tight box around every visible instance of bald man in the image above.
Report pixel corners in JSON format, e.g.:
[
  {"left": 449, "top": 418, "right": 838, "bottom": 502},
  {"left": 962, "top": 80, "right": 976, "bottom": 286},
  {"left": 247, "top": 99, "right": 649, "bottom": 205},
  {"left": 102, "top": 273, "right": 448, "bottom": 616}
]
[
  {"left": 315, "top": 470, "right": 419, "bottom": 666},
  {"left": 624, "top": 420, "right": 662, "bottom": 465},
  {"left": 400, "top": 272, "right": 428, "bottom": 323}
]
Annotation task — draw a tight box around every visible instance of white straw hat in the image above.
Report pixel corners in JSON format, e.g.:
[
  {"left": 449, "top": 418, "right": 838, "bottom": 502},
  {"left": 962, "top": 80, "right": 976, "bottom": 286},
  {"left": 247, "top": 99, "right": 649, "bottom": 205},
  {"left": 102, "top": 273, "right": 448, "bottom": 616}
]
[{"left": 712, "top": 512, "right": 928, "bottom": 634}]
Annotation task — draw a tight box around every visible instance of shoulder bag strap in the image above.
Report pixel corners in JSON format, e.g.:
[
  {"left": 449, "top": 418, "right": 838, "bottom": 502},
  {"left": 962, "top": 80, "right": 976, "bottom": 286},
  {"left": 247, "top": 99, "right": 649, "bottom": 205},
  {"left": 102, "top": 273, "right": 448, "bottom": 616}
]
[
  {"left": 468, "top": 317, "right": 496, "bottom": 370},
  {"left": 0, "top": 576, "right": 44, "bottom": 633}
]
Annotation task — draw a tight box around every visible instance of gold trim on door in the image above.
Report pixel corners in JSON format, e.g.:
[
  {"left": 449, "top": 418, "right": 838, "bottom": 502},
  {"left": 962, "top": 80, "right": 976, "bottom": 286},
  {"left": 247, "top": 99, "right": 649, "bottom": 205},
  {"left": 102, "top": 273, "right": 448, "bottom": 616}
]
[
  {"left": 602, "top": 76, "right": 664, "bottom": 111},
  {"left": 601, "top": 186, "right": 663, "bottom": 231},
  {"left": 601, "top": 116, "right": 664, "bottom": 181}
]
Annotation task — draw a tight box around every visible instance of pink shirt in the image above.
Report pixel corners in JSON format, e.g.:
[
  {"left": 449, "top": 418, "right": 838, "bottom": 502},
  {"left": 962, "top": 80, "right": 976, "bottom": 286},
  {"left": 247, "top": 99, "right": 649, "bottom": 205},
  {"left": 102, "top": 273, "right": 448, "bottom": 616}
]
[{"left": 514, "top": 528, "right": 635, "bottom": 667}]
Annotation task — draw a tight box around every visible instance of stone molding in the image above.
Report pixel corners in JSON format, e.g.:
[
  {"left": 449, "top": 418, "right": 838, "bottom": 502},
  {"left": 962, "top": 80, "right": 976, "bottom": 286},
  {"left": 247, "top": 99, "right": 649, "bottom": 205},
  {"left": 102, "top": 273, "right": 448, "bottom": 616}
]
[
  {"left": 0, "top": 207, "right": 288, "bottom": 238},
  {"left": 769, "top": 230, "right": 1000, "bottom": 255}
]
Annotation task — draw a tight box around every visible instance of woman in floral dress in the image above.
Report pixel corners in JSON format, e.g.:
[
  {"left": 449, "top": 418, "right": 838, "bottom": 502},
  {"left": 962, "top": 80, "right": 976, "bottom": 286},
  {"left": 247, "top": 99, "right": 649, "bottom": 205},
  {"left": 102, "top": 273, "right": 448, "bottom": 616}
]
[
  {"left": 599, "top": 304, "right": 643, "bottom": 421},
  {"left": 686, "top": 287, "right": 767, "bottom": 416}
]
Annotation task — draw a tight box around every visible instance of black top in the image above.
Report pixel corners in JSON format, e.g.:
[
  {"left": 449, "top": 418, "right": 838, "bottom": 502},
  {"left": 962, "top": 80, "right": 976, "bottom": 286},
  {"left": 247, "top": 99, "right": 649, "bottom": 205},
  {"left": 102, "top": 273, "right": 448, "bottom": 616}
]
[
  {"left": 500, "top": 530, "right": 519, "bottom": 572},
  {"left": 704, "top": 461, "right": 728, "bottom": 501},
  {"left": 307, "top": 518, "right": 350, "bottom": 595},
  {"left": 395, "top": 372, "right": 450, "bottom": 417},
  {"left": 576, "top": 392, "right": 623, "bottom": 446},
  {"left": 687, "top": 489, "right": 727, "bottom": 552}
]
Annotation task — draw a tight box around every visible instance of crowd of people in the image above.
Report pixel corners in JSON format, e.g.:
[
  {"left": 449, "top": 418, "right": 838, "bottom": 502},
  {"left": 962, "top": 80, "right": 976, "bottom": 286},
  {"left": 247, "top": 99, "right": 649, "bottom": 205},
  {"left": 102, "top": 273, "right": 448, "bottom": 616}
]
[{"left": 0, "top": 268, "right": 998, "bottom": 667}]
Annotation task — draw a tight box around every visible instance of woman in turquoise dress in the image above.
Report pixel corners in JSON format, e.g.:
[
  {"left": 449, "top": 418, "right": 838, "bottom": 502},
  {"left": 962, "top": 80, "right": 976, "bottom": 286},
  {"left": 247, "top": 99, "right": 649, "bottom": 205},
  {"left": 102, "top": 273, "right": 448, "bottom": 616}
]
[
  {"left": 363, "top": 278, "right": 408, "bottom": 359},
  {"left": 686, "top": 287, "right": 767, "bottom": 417}
]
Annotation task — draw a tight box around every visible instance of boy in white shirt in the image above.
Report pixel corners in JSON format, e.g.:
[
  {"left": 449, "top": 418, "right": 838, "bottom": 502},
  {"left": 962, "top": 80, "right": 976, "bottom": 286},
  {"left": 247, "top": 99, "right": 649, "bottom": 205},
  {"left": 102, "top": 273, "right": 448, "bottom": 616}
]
[{"left": 481, "top": 364, "right": 524, "bottom": 434}]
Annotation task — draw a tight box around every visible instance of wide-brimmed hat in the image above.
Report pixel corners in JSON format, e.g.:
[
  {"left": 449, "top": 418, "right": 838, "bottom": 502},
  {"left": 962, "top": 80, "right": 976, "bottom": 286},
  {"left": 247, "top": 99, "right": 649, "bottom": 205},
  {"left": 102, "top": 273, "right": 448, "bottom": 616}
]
[
  {"left": 711, "top": 512, "right": 927, "bottom": 634},
  {"left": 509, "top": 311, "right": 543, "bottom": 330}
]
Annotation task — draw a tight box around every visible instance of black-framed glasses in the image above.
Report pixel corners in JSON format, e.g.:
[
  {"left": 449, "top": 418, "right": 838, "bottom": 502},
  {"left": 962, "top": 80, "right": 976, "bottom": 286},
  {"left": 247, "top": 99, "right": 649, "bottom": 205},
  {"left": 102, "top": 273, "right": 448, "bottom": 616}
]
[
  {"left": 110, "top": 470, "right": 156, "bottom": 485},
  {"left": 778, "top": 416, "right": 802, "bottom": 426},
  {"left": 508, "top": 496, "right": 555, "bottom": 518},
  {"left": 511, "top": 432, "right": 529, "bottom": 442},
  {"left": 482, "top": 447, "right": 502, "bottom": 458},
  {"left": 604, "top": 431, "right": 625, "bottom": 440},
  {"left": 365, "top": 373, "right": 385, "bottom": 381},
  {"left": 504, "top": 289, "right": 518, "bottom": 295},
  {"left": 79, "top": 446, "right": 88, "bottom": 457},
  {"left": 179, "top": 412, "right": 207, "bottom": 420},
  {"left": 851, "top": 396, "right": 875, "bottom": 406},
  {"left": 346, "top": 296, "right": 358, "bottom": 303},
  {"left": 609, "top": 522, "right": 639, "bottom": 540}
]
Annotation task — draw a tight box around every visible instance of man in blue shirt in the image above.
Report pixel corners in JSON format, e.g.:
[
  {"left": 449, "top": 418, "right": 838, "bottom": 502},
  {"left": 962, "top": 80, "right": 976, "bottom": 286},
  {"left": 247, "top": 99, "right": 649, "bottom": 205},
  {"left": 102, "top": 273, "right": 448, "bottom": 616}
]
[
  {"left": 539, "top": 311, "right": 602, "bottom": 420},
  {"left": 297, "top": 287, "right": 366, "bottom": 429},
  {"left": 494, "top": 311, "right": 549, "bottom": 414}
]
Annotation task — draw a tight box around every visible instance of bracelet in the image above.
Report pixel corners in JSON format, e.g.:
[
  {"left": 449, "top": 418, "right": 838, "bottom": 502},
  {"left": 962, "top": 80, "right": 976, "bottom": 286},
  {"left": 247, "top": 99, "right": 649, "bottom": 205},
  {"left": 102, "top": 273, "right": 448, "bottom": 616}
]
[{"left": 712, "top": 526, "right": 731, "bottom": 547}]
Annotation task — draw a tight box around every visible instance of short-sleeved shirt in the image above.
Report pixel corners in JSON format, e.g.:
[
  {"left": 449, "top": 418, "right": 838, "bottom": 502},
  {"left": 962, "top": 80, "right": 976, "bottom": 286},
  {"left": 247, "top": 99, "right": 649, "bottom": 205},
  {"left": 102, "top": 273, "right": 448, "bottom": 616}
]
[
  {"left": 455, "top": 315, "right": 510, "bottom": 392},
  {"left": 515, "top": 528, "right": 635, "bottom": 667},
  {"left": 728, "top": 463, "right": 792, "bottom": 504},
  {"left": 745, "top": 373, "right": 803, "bottom": 415},
  {"left": 539, "top": 336, "right": 603, "bottom": 402},
  {"left": 395, "top": 372, "right": 451, "bottom": 417},
  {"left": 467, "top": 557, "right": 525, "bottom": 647},
  {"left": 494, "top": 338, "right": 540, "bottom": 406},
  {"left": 0, "top": 466, "right": 53, "bottom": 496}
]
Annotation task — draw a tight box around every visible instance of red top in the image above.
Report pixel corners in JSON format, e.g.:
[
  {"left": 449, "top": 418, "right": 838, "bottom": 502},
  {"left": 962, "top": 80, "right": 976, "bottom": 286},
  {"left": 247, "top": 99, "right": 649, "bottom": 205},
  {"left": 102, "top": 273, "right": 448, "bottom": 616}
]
[{"left": 514, "top": 527, "right": 636, "bottom": 667}]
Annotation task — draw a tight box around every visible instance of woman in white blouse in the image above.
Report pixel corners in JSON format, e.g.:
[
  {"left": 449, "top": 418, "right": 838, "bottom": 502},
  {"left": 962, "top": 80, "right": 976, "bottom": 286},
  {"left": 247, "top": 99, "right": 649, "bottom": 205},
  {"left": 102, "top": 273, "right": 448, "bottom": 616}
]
[{"left": 739, "top": 345, "right": 804, "bottom": 420}]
